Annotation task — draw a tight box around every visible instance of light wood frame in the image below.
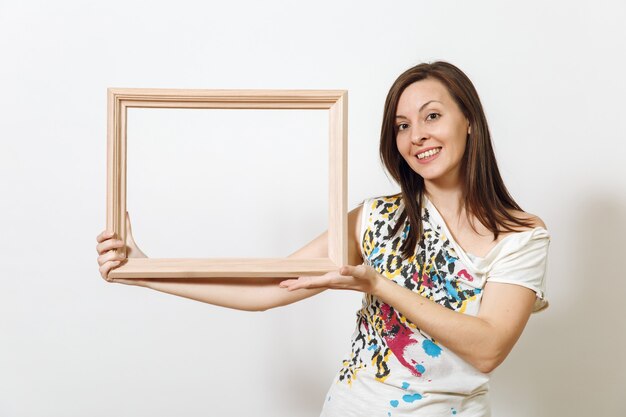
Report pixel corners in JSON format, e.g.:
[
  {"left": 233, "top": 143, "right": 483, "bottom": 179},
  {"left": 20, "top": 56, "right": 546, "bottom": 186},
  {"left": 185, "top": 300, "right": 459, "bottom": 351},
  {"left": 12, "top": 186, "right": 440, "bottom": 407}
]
[{"left": 107, "top": 88, "right": 348, "bottom": 279}]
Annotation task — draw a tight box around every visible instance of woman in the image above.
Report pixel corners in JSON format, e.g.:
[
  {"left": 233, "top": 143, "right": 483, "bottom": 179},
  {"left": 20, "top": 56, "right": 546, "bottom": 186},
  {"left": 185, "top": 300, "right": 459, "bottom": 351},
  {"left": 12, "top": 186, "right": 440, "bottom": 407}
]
[{"left": 96, "top": 61, "right": 550, "bottom": 416}]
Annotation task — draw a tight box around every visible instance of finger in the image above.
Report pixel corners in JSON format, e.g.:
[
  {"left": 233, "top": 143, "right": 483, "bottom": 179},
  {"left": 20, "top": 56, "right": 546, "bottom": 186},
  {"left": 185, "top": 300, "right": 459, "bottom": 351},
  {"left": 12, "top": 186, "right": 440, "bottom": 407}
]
[
  {"left": 342, "top": 264, "right": 369, "bottom": 277},
  {"left": 278, "top": 279, "right": 296, "bottom": 288},
  {"left": 294, "top": 275, "right": 335, "bottom": 291},
  {"left": 96, "top": 239, "right": 126, "bottom": 255},
  {"left": 98, "top": 249, "right": 125, "bottom": 266},
  {"left": 340, "top": 265, "right": 360, "bottom": 277},
  {"left": 97, "top": 230, "right": 115, "bottom": 243},
  {"left": 98, "top": 239, "right": 125, "bottom": 254},
  {"left": 279, "top": 277, "right": 309, "bottom": 291},
  {"left": 99, "top": 259, "right": 122, "bottom": 281},
  {"left": 279, "top": 277, "right": 311, "bottom": 291},
  {"left": 283, "top": 282, "right": 312, "bottom": 291}
]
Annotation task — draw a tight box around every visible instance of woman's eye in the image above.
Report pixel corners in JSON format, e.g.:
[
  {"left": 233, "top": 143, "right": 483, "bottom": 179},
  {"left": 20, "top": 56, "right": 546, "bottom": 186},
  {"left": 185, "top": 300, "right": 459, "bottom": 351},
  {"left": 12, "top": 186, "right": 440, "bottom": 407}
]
[
  {"left": 397, "top": 123, "right": 409, "bottom": 131},
  {"left": 426, "top": 113, "right": 440, "bottom": 121}
]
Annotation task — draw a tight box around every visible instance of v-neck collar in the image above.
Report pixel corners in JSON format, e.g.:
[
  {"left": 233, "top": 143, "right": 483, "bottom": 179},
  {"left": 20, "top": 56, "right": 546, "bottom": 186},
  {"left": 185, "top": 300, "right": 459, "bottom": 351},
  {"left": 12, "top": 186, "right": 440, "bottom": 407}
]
[{"left": 422, "top": 194, "right": 543, "bottom": 270}]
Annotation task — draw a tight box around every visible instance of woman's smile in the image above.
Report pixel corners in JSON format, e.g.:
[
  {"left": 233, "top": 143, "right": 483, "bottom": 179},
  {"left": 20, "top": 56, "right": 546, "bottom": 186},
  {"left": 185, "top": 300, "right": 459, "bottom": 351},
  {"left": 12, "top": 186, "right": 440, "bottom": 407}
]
[{"left": 415, "top": 146, "right": 442, "bottom": 163}]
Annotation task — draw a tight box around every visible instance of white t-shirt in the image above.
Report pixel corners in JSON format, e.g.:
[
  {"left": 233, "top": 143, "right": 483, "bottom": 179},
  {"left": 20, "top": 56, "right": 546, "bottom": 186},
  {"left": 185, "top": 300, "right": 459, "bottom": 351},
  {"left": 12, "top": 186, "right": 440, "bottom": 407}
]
[{"left": 319, "top": 194, "right": 551, "bottom": 417}]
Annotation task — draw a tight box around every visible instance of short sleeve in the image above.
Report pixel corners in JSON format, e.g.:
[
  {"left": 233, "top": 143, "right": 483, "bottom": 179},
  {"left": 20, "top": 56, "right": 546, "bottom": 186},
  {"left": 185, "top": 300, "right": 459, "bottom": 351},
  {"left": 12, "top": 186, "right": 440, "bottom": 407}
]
[{"left": 486, "top": 228, "right": 551, "bottom": 313}]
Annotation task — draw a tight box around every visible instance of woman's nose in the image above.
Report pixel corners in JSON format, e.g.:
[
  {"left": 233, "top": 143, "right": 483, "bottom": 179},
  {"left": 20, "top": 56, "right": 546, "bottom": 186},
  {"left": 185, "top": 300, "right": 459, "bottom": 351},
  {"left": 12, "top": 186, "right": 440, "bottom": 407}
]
[{"left": 410, "top": 125, "right": 427, "bottom": 145}]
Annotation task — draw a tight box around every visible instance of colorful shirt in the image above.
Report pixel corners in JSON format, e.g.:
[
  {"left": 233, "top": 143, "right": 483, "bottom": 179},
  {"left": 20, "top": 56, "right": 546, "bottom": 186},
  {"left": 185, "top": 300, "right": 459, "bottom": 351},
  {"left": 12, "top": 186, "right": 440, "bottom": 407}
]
[{"left": 319, "top": 194, "right": 551, "bottom": 417}]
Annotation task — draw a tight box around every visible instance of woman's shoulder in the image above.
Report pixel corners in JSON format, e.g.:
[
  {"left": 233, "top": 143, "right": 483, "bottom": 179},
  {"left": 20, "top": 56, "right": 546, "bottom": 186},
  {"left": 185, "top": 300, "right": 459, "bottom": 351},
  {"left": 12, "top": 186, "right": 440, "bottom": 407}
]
[{"left": 505, "top": 209, "right": 548, "bottom": 232}]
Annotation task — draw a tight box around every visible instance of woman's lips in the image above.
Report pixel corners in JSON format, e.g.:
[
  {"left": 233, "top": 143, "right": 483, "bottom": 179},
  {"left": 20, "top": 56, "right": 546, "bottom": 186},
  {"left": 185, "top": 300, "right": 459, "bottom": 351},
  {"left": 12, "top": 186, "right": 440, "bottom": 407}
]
[{"left": 416, "top": 148, "right": 441, "bottom": 164}]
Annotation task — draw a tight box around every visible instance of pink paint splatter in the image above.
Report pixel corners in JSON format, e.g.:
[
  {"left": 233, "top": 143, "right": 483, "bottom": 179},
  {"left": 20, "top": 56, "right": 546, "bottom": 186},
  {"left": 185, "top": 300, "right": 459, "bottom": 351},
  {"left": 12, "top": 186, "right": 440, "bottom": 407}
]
[
  {"left": 413, "top": 270, "right": 433, "bottom": 288},
  {"left": 379, "top": 303, "right": 423, "bottom": 377},
  {"left": 458, "top": 269, "right": 474, "bottom": 282}
]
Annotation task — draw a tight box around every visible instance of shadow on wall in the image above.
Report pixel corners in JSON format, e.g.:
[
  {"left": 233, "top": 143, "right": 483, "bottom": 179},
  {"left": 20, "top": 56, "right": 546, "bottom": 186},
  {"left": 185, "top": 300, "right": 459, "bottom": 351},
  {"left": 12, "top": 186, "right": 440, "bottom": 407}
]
[{"left": 491, "top": 193, "right": 626, "bottom": 416}]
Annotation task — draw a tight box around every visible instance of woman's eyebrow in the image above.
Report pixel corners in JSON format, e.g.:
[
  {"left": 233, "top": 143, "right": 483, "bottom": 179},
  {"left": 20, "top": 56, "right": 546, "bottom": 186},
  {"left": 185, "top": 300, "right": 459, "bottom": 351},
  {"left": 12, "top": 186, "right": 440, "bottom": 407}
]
[{"left": 396, "top": 100, "right": 443, "bottom": 119}]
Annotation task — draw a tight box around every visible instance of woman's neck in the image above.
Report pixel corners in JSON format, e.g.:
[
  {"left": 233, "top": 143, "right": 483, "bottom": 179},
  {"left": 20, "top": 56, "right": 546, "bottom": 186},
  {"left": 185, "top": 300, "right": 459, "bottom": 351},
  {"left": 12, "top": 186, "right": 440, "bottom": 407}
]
[{"left": 424, "top": 180, "right": 465, "bottom": 221}]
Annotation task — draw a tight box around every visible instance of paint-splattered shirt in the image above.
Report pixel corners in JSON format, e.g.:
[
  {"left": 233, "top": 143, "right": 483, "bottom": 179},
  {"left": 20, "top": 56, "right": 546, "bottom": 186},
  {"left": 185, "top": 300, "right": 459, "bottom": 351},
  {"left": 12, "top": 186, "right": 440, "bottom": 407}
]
[{"left": 319, "top": 194, "right": 551, "bottom": 417}]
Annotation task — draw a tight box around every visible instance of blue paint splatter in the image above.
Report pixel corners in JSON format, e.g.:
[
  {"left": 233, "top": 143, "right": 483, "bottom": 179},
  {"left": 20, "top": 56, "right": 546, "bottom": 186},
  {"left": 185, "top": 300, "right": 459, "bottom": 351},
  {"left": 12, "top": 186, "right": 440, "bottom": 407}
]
[
  {"left": 422, "top": 339, "right": 442, "bottom": 357},
  {"left": 445, "top": 253, "right": 458, "bottom": 263},
  {"left": 390, "top": 400, "right": 399, "bottom": 408},
  {"left": 368, "top": 344, "right": 377, "bottom": 351},
  {"left": 415, "top": 364, "right": 426, "bottom": 374},
  {"left": 368, "top": 247, "right": 380, "bottom": 260},
  {"left": 402, "top": 393, "right": 423, "bottom": 403},
  {"left": 327, "top": 395, "right": 331, "bottom": 402},
  {"left": 401, "top": 381, "right": 410, "bottom": 390},
  {"left": 445, "top": 279, "right": 460, "bottom": 301},
  {"left": 387, "top": 412, "right": 391, "bottom": 417},
  {"left": 451, "top": 407, "right": 457, "bottom": 415}
]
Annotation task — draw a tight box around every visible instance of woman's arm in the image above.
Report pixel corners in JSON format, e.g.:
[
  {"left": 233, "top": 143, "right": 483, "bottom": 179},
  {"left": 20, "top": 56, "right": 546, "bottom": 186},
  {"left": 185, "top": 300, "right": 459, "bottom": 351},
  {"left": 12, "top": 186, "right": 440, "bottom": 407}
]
[
  {"left": 282, "top": 264, "right": 535, "bottom": 373},
  {"left": 99, "top": 205, "right": 364, "bottom": 312},
  {"left": 280, "top": 216, "right": 548, "bottom": 373},
  {"left": 373, "top": 276, "right": 536, "bottom": 373},
  {"left": 117, "top": 232, "right": 331, "bottom": 312}
]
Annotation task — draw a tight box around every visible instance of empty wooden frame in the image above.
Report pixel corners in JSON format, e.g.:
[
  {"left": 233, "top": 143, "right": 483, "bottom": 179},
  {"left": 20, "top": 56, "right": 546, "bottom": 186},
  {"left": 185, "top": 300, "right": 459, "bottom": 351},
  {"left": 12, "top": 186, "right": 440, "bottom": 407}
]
[{"left": 106, "top": 88, "right": 348, "bottom": 279}]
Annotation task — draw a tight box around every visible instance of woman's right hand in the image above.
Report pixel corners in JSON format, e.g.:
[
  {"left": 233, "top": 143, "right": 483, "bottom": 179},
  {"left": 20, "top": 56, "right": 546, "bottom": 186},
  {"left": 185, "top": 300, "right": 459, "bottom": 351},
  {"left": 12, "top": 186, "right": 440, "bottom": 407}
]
[{"left": 96, "top": 211, "right": 147, "bottom": 282}]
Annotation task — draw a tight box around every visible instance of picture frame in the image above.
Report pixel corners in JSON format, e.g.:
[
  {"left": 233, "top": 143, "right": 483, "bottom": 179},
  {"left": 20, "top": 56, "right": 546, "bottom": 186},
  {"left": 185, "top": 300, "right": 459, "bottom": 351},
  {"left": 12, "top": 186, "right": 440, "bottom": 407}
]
[{"left": 106, "top": 88, "right": 348, "bottom": 279}]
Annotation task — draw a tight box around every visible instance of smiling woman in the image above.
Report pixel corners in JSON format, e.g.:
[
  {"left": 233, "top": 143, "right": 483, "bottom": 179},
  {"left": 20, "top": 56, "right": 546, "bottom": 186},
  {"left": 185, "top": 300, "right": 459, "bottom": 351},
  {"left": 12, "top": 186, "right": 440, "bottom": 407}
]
[
  {"left": 395, "top": 80, "right": 471, "bottom": 185},
  {"left": 96, "top": 61, "right": 550, "bottom": 417}
]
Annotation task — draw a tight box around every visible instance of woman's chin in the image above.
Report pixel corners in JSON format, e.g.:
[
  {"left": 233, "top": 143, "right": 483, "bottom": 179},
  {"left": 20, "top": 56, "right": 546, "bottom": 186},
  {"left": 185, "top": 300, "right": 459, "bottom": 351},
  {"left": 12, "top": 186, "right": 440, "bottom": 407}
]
[{"left": 412, "top": 168, "right": 443, "bottom": 180}]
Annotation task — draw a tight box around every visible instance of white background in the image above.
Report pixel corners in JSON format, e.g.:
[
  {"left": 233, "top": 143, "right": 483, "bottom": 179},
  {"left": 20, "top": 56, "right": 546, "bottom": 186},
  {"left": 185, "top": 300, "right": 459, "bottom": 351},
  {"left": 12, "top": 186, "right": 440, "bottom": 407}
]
[
  {"left": 126, "top": 107, "right": 331, "bottom": 258},
  {"left": 1, "top": 1, "right": 625, "bottom": 416}
]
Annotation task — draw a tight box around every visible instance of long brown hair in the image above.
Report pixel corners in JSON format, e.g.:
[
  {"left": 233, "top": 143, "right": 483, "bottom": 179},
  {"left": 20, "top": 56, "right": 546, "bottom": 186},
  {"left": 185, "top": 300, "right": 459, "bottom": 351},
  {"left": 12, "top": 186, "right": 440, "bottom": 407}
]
[{"left": 379, "top": 61, "right": 535, "bottom": 260}]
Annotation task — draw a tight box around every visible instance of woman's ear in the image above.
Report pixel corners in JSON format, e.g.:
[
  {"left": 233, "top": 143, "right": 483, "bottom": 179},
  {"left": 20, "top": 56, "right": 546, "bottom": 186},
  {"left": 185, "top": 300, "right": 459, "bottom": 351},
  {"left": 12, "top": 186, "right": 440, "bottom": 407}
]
[{"left": 468, "top": 124, "right": 471, "bottom": 135}]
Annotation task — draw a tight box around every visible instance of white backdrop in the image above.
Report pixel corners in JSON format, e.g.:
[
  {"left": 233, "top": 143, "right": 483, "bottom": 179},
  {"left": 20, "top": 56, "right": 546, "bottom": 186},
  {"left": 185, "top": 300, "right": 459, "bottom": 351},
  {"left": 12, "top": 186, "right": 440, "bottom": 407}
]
[{"left": 1, "top": 1, "right": 625, "bottom": 416}]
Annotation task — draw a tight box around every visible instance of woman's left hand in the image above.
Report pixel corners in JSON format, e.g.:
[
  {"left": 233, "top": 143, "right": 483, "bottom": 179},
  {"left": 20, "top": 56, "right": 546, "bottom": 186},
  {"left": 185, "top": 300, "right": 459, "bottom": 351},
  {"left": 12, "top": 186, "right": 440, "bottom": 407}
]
[{"left": 279, "top": 264, "right": 383, "bottom": 295}]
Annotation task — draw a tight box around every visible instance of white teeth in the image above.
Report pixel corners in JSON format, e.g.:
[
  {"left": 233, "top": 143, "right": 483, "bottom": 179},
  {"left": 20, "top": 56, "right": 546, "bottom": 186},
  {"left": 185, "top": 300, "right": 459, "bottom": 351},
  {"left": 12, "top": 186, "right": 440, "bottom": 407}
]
[{"left": 417, "top": 147, "right": 441, "bottom": 159}]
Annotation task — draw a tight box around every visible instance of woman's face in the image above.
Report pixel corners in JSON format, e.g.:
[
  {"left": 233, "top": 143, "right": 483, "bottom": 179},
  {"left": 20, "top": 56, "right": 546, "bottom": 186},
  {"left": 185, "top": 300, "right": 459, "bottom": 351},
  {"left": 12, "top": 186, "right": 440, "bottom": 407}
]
[{"left": 395, "top": 78, "right": 470, "bottom": 188}]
